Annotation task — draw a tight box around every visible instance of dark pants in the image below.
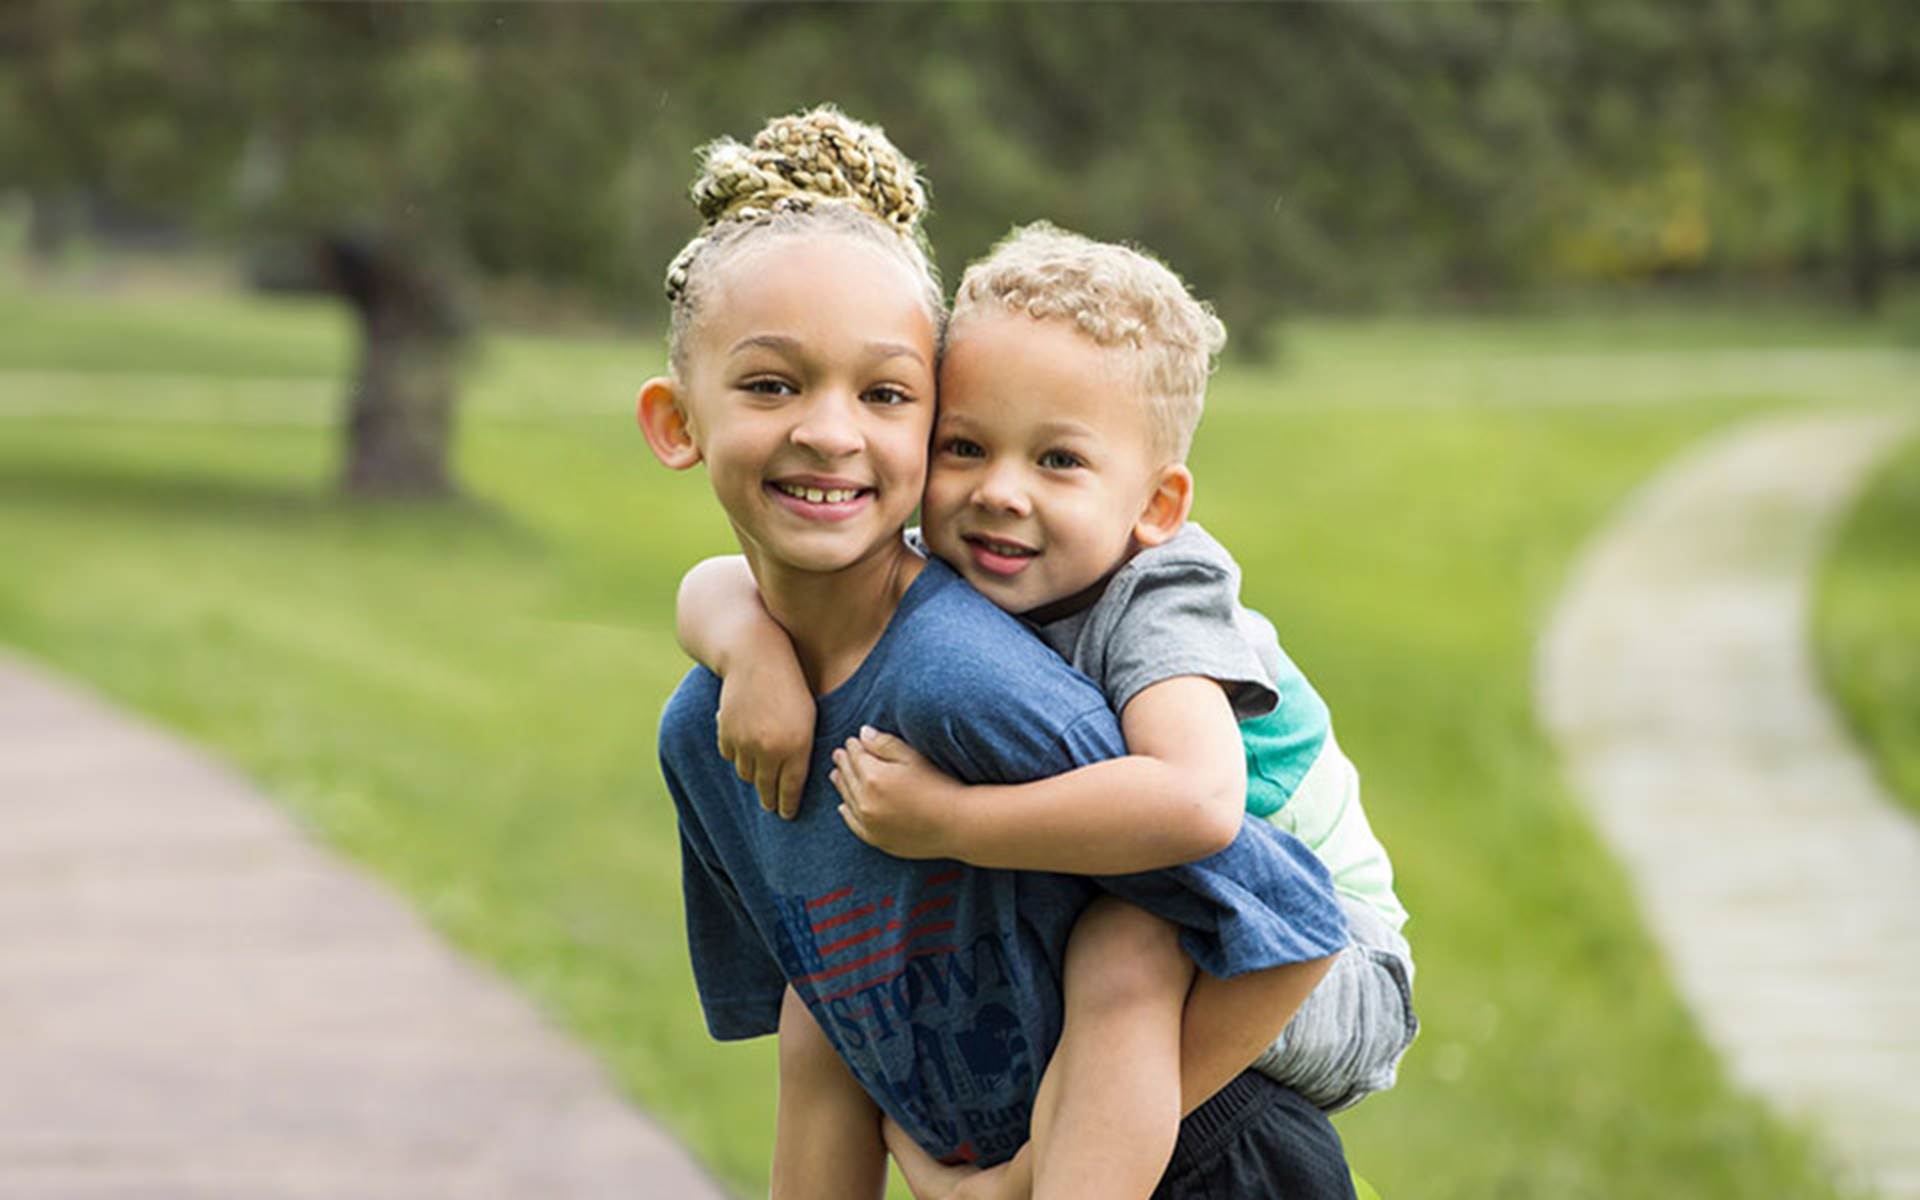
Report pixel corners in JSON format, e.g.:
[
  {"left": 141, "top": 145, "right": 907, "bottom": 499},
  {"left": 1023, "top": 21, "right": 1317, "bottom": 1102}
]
[{"left": 1150, "top": 1072, "right": 1356, "bottom": 1200}]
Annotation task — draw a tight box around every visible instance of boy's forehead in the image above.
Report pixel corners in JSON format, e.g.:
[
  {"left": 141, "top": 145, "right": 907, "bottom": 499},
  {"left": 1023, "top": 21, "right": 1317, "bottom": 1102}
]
[{"left": 940, "top": 311, "right": 1150, "bottom": 430}]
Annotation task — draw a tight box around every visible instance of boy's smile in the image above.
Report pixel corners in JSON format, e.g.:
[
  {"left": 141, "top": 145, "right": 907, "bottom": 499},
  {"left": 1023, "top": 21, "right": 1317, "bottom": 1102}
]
[{"left": 922, "top": 313, "right": 1181, "bottom": 617}]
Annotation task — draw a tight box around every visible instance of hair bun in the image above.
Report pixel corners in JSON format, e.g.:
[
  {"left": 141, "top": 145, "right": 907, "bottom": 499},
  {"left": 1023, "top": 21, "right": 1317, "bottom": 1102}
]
[{"left": 689, "top": 106, "right": 928, "bottom": 237}]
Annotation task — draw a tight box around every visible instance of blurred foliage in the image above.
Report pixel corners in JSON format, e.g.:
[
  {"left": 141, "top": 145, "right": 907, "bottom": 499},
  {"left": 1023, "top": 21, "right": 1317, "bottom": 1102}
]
[
  {"left": 1818, "top": 432, "right": 1920, "bottom": 820},
  {"left": 1, "top": 0, "right": 1915, "bottom": 344}
]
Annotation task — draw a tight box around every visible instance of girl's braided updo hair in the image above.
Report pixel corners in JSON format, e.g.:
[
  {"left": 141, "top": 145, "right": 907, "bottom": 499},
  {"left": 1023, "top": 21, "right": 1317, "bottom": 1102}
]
[{"left": 664, "top": 106, "right": 945, "bottom": 375}]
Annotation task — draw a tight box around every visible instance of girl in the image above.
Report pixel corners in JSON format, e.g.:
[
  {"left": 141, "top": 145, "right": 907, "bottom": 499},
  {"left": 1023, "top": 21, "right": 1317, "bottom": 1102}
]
[{"left": 640, "top": 107, "right": 1351, "bottom": 1200}]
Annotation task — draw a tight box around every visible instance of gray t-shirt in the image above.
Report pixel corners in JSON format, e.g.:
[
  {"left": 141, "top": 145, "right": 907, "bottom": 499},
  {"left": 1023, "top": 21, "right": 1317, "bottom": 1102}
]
[
  {"left": 1032, "top": 523, "right": 1287, "bottom": 722},
  {"left": 1026, "top": 522, "right": 1407, "bottom": 932}
]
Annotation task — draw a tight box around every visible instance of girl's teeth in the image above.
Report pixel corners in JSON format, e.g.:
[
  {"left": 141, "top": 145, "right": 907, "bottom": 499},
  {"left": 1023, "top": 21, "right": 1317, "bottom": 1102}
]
[{"left": 782, "top": 484, "right": 857, "bottom": 503}]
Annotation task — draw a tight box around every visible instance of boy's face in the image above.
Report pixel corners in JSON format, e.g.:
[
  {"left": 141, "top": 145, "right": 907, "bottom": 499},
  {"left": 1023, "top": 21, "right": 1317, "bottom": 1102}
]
[
  {"left": 922, "top": 312, "right": 1172, "bottom": 617},
  {"left": 670, "top": 235, "right": 938, "bottom": 578}
]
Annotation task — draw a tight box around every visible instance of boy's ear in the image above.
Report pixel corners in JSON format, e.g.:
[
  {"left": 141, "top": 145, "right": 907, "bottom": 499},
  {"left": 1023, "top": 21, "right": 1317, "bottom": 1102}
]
[
  {"left": 638, "top": 376, "right": 702, "bottom": 470},
  {"left": 1133, "top": 463, "right": 1193, "bottom": 549}
]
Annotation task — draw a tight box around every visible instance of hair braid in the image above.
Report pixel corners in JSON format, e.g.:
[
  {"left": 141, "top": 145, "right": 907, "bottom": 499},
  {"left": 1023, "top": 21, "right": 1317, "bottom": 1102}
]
[{"left": 664, "top": 106, "right": 931, "bottom": 307}]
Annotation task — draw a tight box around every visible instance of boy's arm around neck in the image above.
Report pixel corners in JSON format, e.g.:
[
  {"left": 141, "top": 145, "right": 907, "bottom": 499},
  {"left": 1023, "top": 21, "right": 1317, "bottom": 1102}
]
[{"left": 945, "top": 675, "right": 1246, "bottom": 873}]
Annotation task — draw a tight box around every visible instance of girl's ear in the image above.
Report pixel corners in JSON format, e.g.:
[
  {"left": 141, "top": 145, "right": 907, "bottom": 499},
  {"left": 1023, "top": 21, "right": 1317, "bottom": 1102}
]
[
  {"left": 1132, "top": 463, "right": 1194, "bottom": 548},
  {"left": 638, "top": 377, "right": 702, "bottom": 470}
]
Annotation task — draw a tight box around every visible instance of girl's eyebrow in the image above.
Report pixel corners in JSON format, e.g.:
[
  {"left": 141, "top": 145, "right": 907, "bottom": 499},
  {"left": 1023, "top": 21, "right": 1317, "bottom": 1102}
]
[
  {"left": 866, "top": 341, "right": 928, "bottom": 368},
  {"left": 726, "top": 333, "right": 926, "bottom": 369},
  {"left": 727, "top": 333, "right": 802, "bottom": 357}
]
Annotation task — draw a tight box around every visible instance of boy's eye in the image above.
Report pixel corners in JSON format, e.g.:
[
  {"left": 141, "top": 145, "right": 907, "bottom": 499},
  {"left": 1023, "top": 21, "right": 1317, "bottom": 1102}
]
[
  {"left": 865, "top": 384, "right": 913, "bottom": 407},
  {"left": 940, "top": 437, "right": 986, "bottom": 459},
  {"left": 1039, "top": 449, "right": 1084, "bottom": 470}
]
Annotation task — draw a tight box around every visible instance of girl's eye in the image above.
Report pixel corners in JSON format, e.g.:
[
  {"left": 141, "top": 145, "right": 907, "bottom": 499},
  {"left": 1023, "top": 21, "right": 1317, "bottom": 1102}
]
[
  {"left": 1039, "top": 449, "right": 1084, "bottom": 470},
  {"left": 865, "top": 385, "right": 913, "bottom": 407},
  {"left": 941, "top": 437, "right": 986, "bottom": 459},
  {"left": 742, "top": 378, "right": 796, "bottom": 397}
]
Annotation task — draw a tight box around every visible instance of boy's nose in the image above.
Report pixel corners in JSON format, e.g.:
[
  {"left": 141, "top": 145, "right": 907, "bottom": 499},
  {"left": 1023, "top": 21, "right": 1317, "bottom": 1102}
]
[{"left": 972, "top": 466, "right": 1031, "bottom": 517}]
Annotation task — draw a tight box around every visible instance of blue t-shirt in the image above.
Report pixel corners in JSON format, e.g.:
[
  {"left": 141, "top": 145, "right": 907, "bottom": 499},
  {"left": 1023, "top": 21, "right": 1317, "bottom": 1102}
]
[{"left": 659, "top": 556, "right": 1348, "bottom": 1166}]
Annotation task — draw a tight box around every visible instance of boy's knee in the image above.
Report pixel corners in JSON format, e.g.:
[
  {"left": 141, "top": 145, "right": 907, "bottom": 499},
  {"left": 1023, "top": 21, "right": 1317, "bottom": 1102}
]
[{"left": 1064, "top": 897, "right": 1188, "bottom": 1016}]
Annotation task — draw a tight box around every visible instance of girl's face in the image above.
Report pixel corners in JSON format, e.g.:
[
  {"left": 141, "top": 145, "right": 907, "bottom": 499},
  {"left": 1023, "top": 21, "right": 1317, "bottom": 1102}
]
[{"left": 674, "top": 234, "right": 939, "bottom": 580}]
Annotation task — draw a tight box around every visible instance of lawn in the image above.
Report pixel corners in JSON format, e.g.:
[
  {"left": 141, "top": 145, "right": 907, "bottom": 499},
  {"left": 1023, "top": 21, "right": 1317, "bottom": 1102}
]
[
  {"left": 3, "top": 269, "right": 1911, "bottom": 1198},
  {"left": 1817, "top": 433, "right": 1920, "bottom": 820}
]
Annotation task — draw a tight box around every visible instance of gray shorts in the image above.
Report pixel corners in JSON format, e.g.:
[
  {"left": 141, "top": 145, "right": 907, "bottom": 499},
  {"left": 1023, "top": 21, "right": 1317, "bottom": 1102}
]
[{"left": 1250, "top": 897, "right": 1417, "bottom": 1112}]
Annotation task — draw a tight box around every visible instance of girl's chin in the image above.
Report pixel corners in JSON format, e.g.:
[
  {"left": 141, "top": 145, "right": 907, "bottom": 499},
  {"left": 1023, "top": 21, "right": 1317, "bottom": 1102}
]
[{"left": 747, "top": 526, "right": 911, "bottom": 576}]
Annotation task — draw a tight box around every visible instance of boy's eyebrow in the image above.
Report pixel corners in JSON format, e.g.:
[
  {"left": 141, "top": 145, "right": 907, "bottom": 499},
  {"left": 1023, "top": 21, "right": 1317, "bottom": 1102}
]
[
  {"left": 726, "top": 333, "right": 927, "bottom": 369},
  {"left": 1033, "top": 419, "right": 1097, "bottom": 441}
]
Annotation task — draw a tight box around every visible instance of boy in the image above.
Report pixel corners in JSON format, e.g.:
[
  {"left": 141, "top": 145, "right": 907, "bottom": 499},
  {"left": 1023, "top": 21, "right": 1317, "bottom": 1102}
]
[{"left": 682, "top": 224, "right": 1414, "bottom": 1195}]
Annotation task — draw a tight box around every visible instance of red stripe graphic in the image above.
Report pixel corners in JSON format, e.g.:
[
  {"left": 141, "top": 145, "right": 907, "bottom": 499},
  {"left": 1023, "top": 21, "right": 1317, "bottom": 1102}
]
[
  {"left": 813, "top": 903, "right": 876, "bottom": 933},
  {"left": 800, "top": 920, "right": 959, "bottom": 985},
  {"left": 817, "top": 946, "right": 961, "bottom": 1003},
  {"left": 925, "top": 868, "right": 962, "bottom": 888},
  {"left": 907, "top": 895, "right": 955, "bottom": 921},
  {"left": 819, "top": 921, "right": 896, "bottom": 957},
  {"left": 807, "top": 886, "right": 854, "bottom": 910}
]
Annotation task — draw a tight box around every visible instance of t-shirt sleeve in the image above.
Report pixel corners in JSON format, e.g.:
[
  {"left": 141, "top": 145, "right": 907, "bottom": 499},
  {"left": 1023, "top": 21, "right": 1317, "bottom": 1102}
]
[
  {"left": 893, "top": 648, "right": 1127, "bottom": 783},
  {"left": 1103, "top": 563, "right": 1279, "bottom": 721},
  {"left": 665, "top": 762, "right": 786, "bottom": 1040}
]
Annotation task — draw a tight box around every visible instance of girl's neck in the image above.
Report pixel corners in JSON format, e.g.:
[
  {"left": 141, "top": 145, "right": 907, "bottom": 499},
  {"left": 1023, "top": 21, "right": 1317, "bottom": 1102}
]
[{"left": 745, "top": 536, "right": 925, "bottom": 695}]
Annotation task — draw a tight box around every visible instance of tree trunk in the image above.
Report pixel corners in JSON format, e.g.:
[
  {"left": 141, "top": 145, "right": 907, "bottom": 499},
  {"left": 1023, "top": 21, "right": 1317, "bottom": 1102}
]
[
  {"left": 25, "top": 190, "right": 82, "bottom": 263},
  {"left": 321, "top": 235, "right": 466, "bottom": 499},
  {"left": 1845, "top": 162, "right": 1884, "bottom": 314}
]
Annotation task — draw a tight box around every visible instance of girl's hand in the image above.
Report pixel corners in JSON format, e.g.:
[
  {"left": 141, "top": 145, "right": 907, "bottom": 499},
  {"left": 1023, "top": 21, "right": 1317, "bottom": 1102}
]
[
  {"left": 715, "top": 656, "right": 815, "bottom": 819},
  {"left": 881, "top": 1115, "right": 1024, "bottom": 1200},
  {"left": 830, "top": 726, "right": 963, "bottom": 859}
]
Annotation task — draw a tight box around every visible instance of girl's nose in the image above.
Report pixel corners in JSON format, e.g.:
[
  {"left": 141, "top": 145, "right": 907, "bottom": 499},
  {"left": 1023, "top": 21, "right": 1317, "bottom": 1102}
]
[{"left": 789, "top": 395, "right": 862, "bottom": 458}]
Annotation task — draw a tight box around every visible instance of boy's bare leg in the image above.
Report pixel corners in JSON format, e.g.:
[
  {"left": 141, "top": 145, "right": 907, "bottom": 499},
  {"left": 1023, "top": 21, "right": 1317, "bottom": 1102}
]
[
  {"left": 942, "top": 914, "right": 1338, "bottom": 1200},
  {"left": 772, "top": 986, "right": 888, "bottom": 1200},
  {"left": 1027, "top": 896, "right": 1192, "bottom": 1200},
  {"left": 1176, "top": 950, "right": 1336, "bottom": 1117}
]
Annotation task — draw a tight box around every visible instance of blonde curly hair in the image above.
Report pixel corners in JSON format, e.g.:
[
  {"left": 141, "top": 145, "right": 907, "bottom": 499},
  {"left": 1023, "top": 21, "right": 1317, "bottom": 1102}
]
[
  {"left": 952, "top": 223, "right": 1227, "bottom": 461},
  {"left": 664, "top": 106, "right": 944, "bottom": 376}
]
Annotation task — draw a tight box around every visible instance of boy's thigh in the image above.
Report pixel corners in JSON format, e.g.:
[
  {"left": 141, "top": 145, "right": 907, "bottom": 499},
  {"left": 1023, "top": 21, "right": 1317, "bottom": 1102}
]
[
  {"left": 1151, "top": 1072, "right": 1356, "bottom": 1200},
  {"left": 1252, "top": 900, "right": 1418, "bottom": 1111}
]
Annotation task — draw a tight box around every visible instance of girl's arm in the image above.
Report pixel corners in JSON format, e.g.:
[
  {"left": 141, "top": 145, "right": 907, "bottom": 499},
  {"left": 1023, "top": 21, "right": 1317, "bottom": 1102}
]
[
  {"left": 676, "top": 556, "right": 815, "bottom": 817},
  {"left": 831, "top": 675, "right": 1247, "bottom": 873}
]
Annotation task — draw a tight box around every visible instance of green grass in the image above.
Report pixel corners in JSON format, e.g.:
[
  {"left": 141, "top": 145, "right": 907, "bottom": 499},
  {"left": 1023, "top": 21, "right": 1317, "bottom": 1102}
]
[
  {"left": 1817, "top": 433, "right": 1920, "bottom": 819},
  {"left": 5, "top": 269, "right": 1911, "bottom": 1197}
]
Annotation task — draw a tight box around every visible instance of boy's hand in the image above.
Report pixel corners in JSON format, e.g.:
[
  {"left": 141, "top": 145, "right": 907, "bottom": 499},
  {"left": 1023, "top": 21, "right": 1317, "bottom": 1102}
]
[
  {"left": 715, "top": 657, "right": 815, "bottom": 819},
  {"left": 831, "top": 726, "right": 963, "bottom": 860}
]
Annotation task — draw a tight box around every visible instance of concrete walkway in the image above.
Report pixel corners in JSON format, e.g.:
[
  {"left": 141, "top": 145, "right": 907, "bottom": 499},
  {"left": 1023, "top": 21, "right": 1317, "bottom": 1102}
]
[
  {"left": 1539, "top": 407, "right": 1920, "bottom": 1200},
  {"left": 0, "top": 654, "right": 732, "bottom": 1199}
]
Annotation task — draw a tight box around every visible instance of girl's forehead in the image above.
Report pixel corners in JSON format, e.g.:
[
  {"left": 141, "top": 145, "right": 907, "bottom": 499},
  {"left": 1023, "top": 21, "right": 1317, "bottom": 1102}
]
[{"left": 699, "top": 233, "right": 937, "bottom": 356}]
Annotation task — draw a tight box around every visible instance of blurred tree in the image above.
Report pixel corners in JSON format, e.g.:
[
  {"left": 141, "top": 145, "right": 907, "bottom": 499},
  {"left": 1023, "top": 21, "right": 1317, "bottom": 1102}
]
[
  {"left": 0, "top": 3, "right": 247, "bottom": 260},
  {"left": 1, "top": 0, "right": 1911, "bottom": 498},
  {"left": 0, "top": 1, "right": 715, "bottom": 497},
  {"left": 1753, "top": 0, "right": 1918, "bottom": 310},
  {"left": 215, "top": 3, "right": 710, "bottom": 496}
]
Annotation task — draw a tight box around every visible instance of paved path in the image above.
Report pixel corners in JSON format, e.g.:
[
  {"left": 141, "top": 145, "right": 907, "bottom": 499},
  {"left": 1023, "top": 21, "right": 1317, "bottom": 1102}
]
[
  {"left": 1539, "top": 407, "right": 1920, "bottom": 1200},
  {"left": 0, "top": 654, "right": 733, "bottom": 1199}
]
